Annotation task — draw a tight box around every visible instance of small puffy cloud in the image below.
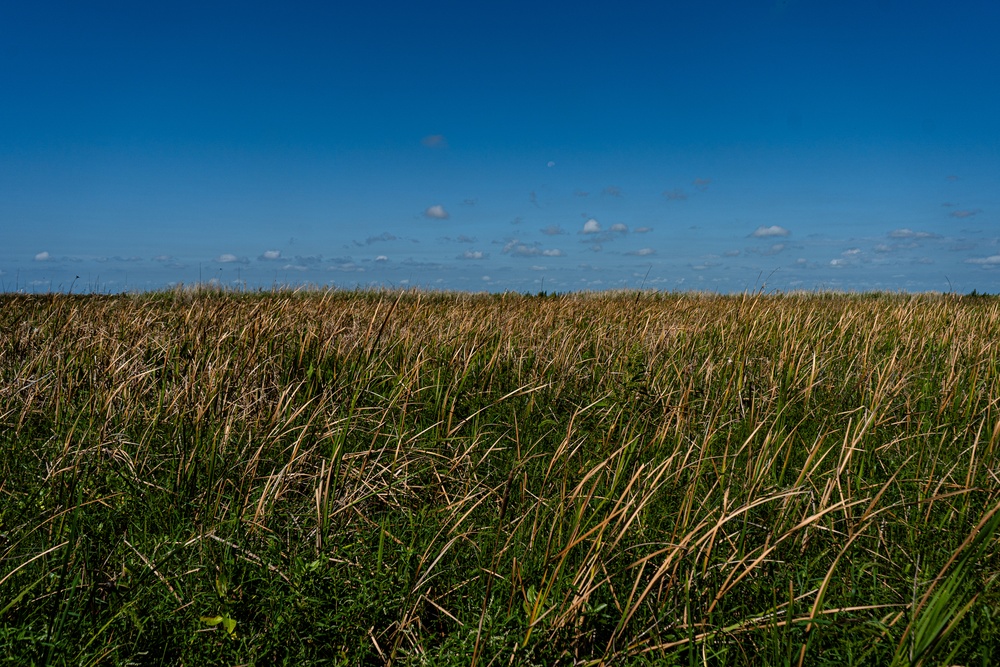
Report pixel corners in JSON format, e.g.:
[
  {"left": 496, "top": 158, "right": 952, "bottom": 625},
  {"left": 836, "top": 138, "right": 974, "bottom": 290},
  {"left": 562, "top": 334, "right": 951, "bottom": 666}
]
[
  {"left": 627, "top": 248, "right": 656, "bottom": 256},
  {"left": 34, "top": 251, "right": 50, "bottom": 261},
  {"left": 610, "top": 223, "right": 629, "bottom": 233},
  {"left": 751, "top": 225, "right": 791, "bottom": 238},
  {"left": 692, "top": 177, "right": 712, "bottom": 191},
  {"left": 260, "top": 249, "right": 282, "bottom": 260},
  {"left": 374, "top": 255, "right": 388, "bottom": 262},
  {"left": 966, "top": 255, "right": 1000, "bottom": 265},
  {"left": 424, "top": 204, "right": 449, "bottom": 219},
  {"left": 634, "top": 226, "right": 653, "bottom": 233},
  {"left": 951, "top": 209, "right": 982, "bottom": 219},
  {"left": 217, "top": 253, "right": 249, "bottom": 264},
  {"left": 582, "top": 219, "right": 602, "bottom": 234},
  {"left": 421, "top": 134, "right": 447, "bottom": 148},
  {"left": 547, "top": 161, "right": 556, "bottom": 168},
  {"left": 842, "top": 248, "right": 861, "bottom": 256},
  {"left": 502, "top": 240, "right": 562, "bottom": 258},
  {"left": 502, "top": 240, "right": 535, "bottom": 256},
  {"left": 459, "top": 250, "right": 486, "bottom": 260},
  {"left": 830, "top": 258, "right": 846, "bottom": 267},
  {"left": 540, "top": 224, "right": 565, "bottom": 236},
  {"left": 663, "top": 188, "right": 687, "bottom": 201},
  {"left": 603, "top": 185, "right": 622, "bottom": 197}
]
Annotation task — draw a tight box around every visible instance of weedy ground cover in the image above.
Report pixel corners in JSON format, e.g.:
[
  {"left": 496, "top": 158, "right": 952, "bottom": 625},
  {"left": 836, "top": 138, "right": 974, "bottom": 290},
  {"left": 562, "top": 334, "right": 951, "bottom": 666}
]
[{"left": 1, "top": 289, "right": 999, "bottom": 665}]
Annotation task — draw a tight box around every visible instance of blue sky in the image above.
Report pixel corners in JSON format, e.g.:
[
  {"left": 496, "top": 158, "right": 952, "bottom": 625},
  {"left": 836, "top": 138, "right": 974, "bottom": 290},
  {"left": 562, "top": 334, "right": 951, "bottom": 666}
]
[{"left": 2, "top": 0, "right": 998, "bottom": 293}]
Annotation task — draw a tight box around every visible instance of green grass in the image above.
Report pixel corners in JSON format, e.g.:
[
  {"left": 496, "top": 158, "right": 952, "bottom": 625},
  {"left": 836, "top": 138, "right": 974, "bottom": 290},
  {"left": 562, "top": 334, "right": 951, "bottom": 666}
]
[{"left": 1, "top": 289, "right": 999, "bottom": 665}]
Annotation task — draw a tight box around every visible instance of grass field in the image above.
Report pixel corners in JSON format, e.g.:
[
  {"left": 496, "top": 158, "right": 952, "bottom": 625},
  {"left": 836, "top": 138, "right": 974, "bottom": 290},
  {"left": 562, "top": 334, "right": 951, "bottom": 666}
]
[{"left": 1, "top": 289, "right": 999, "bottom": 665}]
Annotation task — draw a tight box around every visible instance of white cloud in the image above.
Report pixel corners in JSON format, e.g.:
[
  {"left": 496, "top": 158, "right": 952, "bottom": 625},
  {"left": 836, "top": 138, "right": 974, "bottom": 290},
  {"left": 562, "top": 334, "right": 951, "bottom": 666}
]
[
  {"left": 328, "top": 261, "right": 363, "bottom": 272},
  {"left": 889, "top": 228, "right": 938, "bottom": 239},
  {"left": 217, "top": 253, "right": 242, "bottom": 263},
  {"left": 634, "top": 226, "right": 653, "bottom": 233},
  {"left": 260, "top": 249, "right": 281, "bottom": 260},
  {"left": 424, "top": 204, "right": 449, "bottom": 219},
  {"left": 951, "top": 209, "right": 982, "bottom": 219},
  {"left": 628, "top": 248, "right": 656, "bottom": 256},
  {"left": 502, "top": 240, "right": 562, "bottom": 258},
  {"left": 966, "top": 255, "right": 1000, "bottom": 265},
  {"left": 459, "top": 250, "right": 486, "bottom": 260},
  {"left": 547, "top": 161, "right": 555, "bottom": 168},
  {"left": 374, "top": 255, "right": 388, "bottom": 262},
  {"left": 751, "top": 225, "right": 790, "bottom": 238},
  {"left": 610, "top": 223, "right": 629, "bottom": 233},
  {"left": 582, "top": 219, "right": 602, "bottom": 234},
  {"left": 34, "top": 251, "right": 50, "bottom": 261},
  {"left": 842, "top": 248, "right": 861, "bottom": 256},
  {"left": 541, "top": 224, "right": 565, "bottom": 236}
]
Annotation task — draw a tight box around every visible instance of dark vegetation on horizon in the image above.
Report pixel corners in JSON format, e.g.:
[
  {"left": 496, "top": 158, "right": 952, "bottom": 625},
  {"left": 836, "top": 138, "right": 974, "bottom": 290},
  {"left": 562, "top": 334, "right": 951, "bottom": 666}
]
[{"left": 1, "top": 290, "right": 999, "bottom": 665}]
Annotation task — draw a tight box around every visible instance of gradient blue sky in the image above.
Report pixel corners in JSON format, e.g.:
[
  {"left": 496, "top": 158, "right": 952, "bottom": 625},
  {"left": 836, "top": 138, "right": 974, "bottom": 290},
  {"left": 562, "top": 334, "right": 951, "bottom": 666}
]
[{"left": 2, "top": 0, "right": 999, "bottom": 293}]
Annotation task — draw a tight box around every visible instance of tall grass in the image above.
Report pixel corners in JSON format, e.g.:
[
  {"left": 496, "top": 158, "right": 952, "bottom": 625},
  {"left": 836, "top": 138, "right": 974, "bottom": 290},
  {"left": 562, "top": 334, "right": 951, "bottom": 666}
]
[{"left": 1, "top": 289, "right": 999, "bottom": 664}]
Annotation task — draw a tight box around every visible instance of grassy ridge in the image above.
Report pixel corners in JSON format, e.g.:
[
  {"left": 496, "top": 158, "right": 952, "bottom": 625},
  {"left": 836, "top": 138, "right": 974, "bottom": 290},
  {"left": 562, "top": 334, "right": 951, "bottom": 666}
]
[{"left": 1, "top": 290, "right": 999, "bottom": 665}]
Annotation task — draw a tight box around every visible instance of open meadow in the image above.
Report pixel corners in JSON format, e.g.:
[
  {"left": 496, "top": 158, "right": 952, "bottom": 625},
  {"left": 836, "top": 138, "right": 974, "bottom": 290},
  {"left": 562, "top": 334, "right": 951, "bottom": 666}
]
[{"left": 1, "top": 289, "right": 999, "bottom": 665}]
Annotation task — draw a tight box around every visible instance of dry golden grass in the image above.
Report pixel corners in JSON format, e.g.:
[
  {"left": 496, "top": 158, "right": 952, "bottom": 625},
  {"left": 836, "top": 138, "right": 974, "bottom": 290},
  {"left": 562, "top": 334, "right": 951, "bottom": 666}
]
[{"left": 1, "top": 289, "right": 998, "bottom": 664}]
